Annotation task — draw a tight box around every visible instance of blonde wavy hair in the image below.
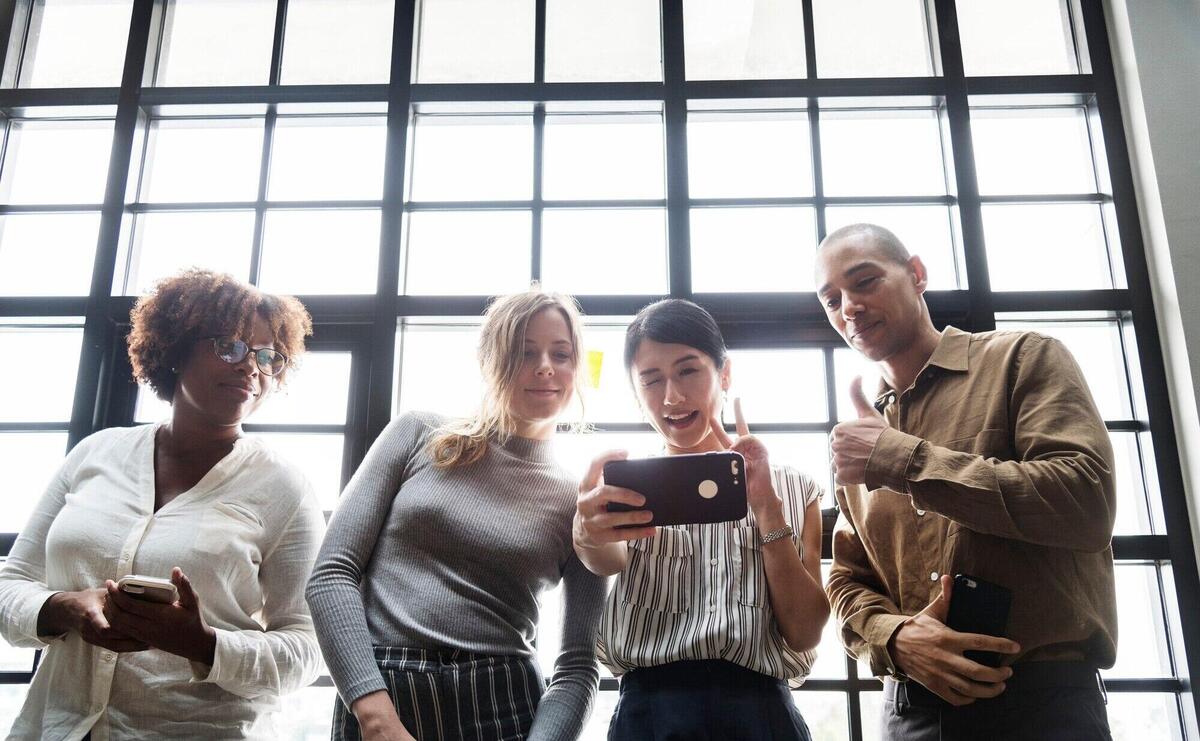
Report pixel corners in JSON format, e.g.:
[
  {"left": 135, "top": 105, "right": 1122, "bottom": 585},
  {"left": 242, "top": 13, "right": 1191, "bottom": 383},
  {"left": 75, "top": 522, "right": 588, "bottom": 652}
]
[{"left": 428, "top": 290, "right": 586, "bottom": 468}]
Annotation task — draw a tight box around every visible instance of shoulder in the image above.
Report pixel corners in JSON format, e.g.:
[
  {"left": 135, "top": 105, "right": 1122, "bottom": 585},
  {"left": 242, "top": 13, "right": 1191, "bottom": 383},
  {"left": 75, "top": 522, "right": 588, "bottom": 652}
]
[
  {"left": 67, "top": 423, "right": 152, "bottom": 466},
  {"left": 769, "top": 463, "right": 824, "bottom": 507},
  {"left": 237, "top": 437, "right": 319, "bottom": 506},
  {"left": 966, "top": 329, "right": 1073, "bottom": 373},
  {"left": 383, "top": 410, "right": 447, "bottom": 447}
]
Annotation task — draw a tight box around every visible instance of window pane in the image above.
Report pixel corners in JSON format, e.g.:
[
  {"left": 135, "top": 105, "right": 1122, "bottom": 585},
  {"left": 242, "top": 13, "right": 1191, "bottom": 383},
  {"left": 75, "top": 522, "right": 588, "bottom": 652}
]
[
  {"left": 281, "top": 0, "right": 394, "bottom": 84},
  {"left": 250, "top": 432, "right": 344, "bottom": 511},
  {"left": 687, "top": 110, "right": 812, "bottom": 198},
  {"left": 683, "top": 0, "right": 807, "bottom": 80},
  {"left": 726, "top": 349, "right": 826, "bottom": 424},
  {"left": 0, "top": 327, "right": 82, "bottom": 423},
  {"left": 260, "top": 210, "right": 380, "bottom": 295},
  {"left": 409, "top": 115, "right": 533, "bottom": 201},
  {"left": 18, "top": 0, "right": 131, "bottom": 87},
  {"left": 820, "top": 109, "right": 947, "bottom": 196},
  {"left": 1106, "top": 693, "right": 1182, "bottom": 741},
  {"left": 277, "top": 685, "right": 340, "bottom": 739},
  {"left": 396, "top": 323, "right": 482, "bottom": 418},
  {"left": 252, "top": 352, "right": 352, "bottom": 426},
  {"left": 0, "top": 120, "right": 114, "bottom": 204},
  {"left": 756, "top": 433, "right": 833, "bottom": 508},
  {"left": 122, "top": 211, "right": 255, "bottom": 295},
  {"left": 0, "top": 213, "right": 99, "bottom": 296},
  {"left": 154, "top": 0, "right": 276, "bottom": 86},
  {"left": 552, "top": 431, "right": 664, "bottom": 478},
  {"left": 802, "top": 565, "right": 847, "bottom": 677},
  {"left": 541, "top": 209, "right": 667, "bottom": 295},
  {"left": 813, "top": 0, "right": 933, "bottom": 78},
  {"left": 134, "top": 385, "right": 171, "bottom": 423},
  {"left": 983, "top": 204, "right": 1114, "bottom": 291},
  {"left": 1102, "top": 565, "right": 1173, "bottom": 679},
  {"left": 957, "top": 0, "right": 1078, "bottom": 77},
  {"left": 0, "top": 432, "right": 68, "bottom": 534},
  {"left": 546, "top": 0, "right": 662, "bottom": 82},
  {"left": 268, "top": 117, "right": 387, "bottom": 201},
  {"left": 402, "top": 210, "right": 531, "bottom": 295},
  {"left": 1111, "top": 432, "right": 1153, "bottom": 535},
  {"left": 994, "top": 317, "right": 1132, "bottom": 420},
  {"left": 825, "top": 205, "right": 960, "bottom": 290},
  {"left": 0, "top": 644, "right": 34, "bottom": 672},
  {"left": 415, "top": 0, "right": 534, "bottom": 83},
  {"left": 140, "top": 120, "right": 264, "bottom": 203},
  {"left": 579, "top": 324, "right": 641, "bottom": 424},
  {"left": 579, "top": 690, "right": 621, "bottom": 739},
  {"left": 859, "top": 691, "right": 885, "bottom": 740},
  {"left": 971, "top": 107, "right": 1097, "bottom": 196},
  {"left": 543, "top": 114, "right": 664, "bottom": 200},
  {"left": 690, "top": 207, "right": 817, "bottom": 293},
  {"left": 0, "top": 685, "right": 32, "bottom": 734},
  {"left": 792, "top": 691, "right": 849, "bottom": 741}
]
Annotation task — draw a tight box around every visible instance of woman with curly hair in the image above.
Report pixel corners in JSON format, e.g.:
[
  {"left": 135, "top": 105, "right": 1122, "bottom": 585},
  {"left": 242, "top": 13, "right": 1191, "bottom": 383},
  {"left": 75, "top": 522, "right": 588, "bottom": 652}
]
[
  {"left": 0, "top": 268, "right": 324, "bottom": 740},
  {"left": 306, "top": 290, "right": 606, "bottom": 741}
]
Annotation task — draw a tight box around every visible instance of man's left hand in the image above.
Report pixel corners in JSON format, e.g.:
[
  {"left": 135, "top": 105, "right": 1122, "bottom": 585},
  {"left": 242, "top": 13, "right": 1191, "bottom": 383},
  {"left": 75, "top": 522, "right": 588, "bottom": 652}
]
[
  {"left": 103, "top": 567, "right": 217, "bottom": 666},
  {"left": 831, "top": 376, "right": 889, "bottom": 485}
]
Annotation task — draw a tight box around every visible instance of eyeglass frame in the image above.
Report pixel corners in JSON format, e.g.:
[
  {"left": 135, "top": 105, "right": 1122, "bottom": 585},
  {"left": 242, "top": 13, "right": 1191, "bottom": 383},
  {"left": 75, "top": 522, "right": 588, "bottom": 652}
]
[{"left": 202, "top": 335, "right": 289, "bottom": 377}]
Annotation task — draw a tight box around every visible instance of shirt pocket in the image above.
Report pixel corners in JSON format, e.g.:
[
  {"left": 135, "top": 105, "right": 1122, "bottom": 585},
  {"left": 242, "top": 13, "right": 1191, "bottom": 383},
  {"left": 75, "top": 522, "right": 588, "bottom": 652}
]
[
  {"left": 618, "top": 527, "right": 694, "bottom": 614},
  {"left": 193, "top": 501, "right": 264, "bottom": 558},
  {"left": 734, "top": 526, "right": 767, "bottom": 608}
]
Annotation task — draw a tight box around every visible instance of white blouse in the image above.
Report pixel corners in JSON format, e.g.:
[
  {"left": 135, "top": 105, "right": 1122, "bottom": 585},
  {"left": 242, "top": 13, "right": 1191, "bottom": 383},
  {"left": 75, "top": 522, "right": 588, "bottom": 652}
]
[{"left": 0, "top": 423, "right": 325, "bottom": 740}]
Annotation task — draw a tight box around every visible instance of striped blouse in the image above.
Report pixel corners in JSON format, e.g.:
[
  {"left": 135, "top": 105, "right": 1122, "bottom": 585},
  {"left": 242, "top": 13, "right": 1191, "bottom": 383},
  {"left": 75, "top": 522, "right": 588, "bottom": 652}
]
[{"left": 596, "top": 465, "right": 823, "bottom": 687}]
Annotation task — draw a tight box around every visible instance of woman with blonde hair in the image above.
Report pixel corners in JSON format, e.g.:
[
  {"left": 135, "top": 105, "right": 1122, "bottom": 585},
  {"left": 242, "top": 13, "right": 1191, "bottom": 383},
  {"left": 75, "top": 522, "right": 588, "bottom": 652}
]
[{"left": 306, "top": 290, "right": 606, "bottom": 741}]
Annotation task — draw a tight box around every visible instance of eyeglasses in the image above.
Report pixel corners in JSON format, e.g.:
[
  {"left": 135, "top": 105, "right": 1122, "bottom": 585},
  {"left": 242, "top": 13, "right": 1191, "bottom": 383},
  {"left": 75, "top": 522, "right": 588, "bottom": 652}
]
[{"left": 206, "top": 336, "right": 288, "bottom": 376}]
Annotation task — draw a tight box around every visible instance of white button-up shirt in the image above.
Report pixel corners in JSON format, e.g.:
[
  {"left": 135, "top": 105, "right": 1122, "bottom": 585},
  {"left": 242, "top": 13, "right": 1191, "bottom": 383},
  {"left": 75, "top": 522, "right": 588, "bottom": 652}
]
[{"left": 0, "top": 423, "right": 325, "bottom": 740}]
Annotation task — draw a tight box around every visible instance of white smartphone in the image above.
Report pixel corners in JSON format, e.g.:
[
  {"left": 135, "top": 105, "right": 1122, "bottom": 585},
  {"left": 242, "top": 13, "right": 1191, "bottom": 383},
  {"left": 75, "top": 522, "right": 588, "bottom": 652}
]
[{"left": 117, "top": 575, "right": 178, "bottom": 604}]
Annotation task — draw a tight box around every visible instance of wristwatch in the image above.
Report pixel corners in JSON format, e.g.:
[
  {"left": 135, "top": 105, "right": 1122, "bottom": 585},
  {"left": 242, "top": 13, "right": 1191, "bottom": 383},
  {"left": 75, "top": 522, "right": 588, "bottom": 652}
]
[{"left": 759, "top": 524, "right": 795, "bottom": 547}]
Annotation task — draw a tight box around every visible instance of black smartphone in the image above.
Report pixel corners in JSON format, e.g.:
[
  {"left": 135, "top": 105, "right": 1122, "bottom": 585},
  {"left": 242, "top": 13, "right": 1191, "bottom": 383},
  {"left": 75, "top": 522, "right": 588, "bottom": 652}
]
[
  {"left": 945, "top": 573, "right": 1013, "bottom": 668},
  {"left": 603, "top": 452, "right": 747, "bottom": 527}
]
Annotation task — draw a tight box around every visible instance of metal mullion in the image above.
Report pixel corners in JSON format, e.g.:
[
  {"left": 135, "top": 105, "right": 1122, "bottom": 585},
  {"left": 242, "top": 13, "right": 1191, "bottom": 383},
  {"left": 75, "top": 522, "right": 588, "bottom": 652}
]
[
  {"left": 990, "top": 288, "right": 1130, "bottom": 313},
  {"left": 823, "top": 195, "right": 957, "bottom": 206},
  {"left": 531, "top": 102, "right": 544, "bottom": 282},
  {"left": 248, "top": 106, "right": 276, "bottom": 285},
  {"left": 933, "top": 0, "right": 993, "bottom": 333},
  {"left": 0, "top": 87, "right": 121, "bottom": 108},
  {"left": 0, "top": 422, "right": 69, "bottom": 432},
  {"left": 800, "top": 0, "right": 831, "bottom": 257},
  {"left": 131, "top": 199, "right": 385, "bottom": 212},
  {"left": 0, "top": 203, "right": 106, "bottom": 213},
  {"left": 242, "top": 423, "right": 346, "bottom": 435},
  {"left": 0, "top": 0, "right": 26, "bottom": 88},
  {"left": 406, "top": 200, "right": 532, "bottom": 211},
  {"left": 269, "top": 0, "right": 288, "bottom": 86},
  {"left": 978, "top": 193, "right": 1110, "bottom": 205},
  {"left": 691, "top": 196, "right": 817, "bottom": 208},
  {"left": 534, "top": 0, "right": 546, "bottom": 84},
  {"left": 662, "top": 0, "right": 690, "bottom": 298},
  {"left": 67, "top": 0, "right": 154, "bottom": 448},
  {"left": 0, "top": 296, "right": 88, "bottom": 316},
  {"left": 543, "top": 198, "right": 667, "bottom": 209},
  {"left": 137, "top": 84, "right": 390, "bottom": 107},
  {"left": 964, "top": 74, "right": 1094, "bottom": 96},
  {"left": 365, "top": 0, "right": 417, "bottom": 442}
]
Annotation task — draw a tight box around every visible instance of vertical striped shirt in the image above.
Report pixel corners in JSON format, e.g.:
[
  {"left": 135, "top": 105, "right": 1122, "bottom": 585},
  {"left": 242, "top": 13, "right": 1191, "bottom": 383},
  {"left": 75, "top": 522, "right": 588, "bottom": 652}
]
[{"left": 597, "top": 465, "right": 822, "bottom": 687}]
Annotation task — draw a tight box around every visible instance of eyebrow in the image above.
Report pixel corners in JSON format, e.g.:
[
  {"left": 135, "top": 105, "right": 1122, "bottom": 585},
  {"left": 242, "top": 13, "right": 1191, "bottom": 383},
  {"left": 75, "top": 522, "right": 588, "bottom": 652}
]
[
  {"left": 637, "top": 353, "right": 701, "bottom": 377},
  {"left": 525, "top": 338, "right": 573, "bottom": 346},
  {"left": 817, "top": 261, "right": 882, "bottom": 296}
]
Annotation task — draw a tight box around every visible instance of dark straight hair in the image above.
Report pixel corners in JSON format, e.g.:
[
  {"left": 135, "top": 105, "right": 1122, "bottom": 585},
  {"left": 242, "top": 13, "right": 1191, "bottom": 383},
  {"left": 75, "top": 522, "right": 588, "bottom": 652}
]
[{"left": 623, "top": 299, "right": 728, "bottom": 377}]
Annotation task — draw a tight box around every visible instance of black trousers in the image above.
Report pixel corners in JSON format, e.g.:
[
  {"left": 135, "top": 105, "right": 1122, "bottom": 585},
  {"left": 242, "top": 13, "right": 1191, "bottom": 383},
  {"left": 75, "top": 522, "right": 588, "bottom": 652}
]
[
  {"left": 881, "top": 662, "right": 1112, "bottom": 741},
  {"left": 608, "top": 660, "right": 812, "bottom": 741}
]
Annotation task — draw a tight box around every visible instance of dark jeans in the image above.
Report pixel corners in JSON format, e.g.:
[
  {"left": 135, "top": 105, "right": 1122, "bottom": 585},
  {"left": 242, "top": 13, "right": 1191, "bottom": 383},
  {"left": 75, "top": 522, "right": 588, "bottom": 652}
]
[
  {"left": 881, "top": 662, "right": 1112, "bottom": 741},
  {"left": 608, "top": 660, "right": 812, "bottom": 741}
]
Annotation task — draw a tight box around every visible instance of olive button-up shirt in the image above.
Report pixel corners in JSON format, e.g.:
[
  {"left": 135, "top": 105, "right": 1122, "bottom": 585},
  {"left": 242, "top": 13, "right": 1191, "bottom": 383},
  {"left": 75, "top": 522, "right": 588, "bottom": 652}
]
[{"left": 826, "top": 326, "right": 1118, "bottom": 678}]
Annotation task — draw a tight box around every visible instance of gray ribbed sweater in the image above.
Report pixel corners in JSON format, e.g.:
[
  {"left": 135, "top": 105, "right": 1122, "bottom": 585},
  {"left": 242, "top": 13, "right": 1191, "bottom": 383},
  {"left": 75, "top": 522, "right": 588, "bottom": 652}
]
[{"left": 305, "top": 412, "right": 606, "bottom": 741}]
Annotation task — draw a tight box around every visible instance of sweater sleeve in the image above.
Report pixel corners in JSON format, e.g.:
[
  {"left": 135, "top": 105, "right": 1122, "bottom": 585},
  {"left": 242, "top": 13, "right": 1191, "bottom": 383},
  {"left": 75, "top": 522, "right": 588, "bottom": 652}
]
[
  {"left": 527, "top": 554, "right": 607, "bottom": 741},
  {"left": 304, "top": 412, "right": 433, "bottom": 706}
]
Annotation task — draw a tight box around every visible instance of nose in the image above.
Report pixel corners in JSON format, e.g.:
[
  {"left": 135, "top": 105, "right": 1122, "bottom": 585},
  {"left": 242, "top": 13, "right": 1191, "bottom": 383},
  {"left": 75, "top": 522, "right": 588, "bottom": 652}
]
[
  {"left": 233, "top": 350, "right": 259, "bottom": 377},
  {"left": 841, "top": 293, "right": 866, "bottom": 322},
  {"left": 534, "top": 352, "right": 554, "bottom": 377},
  {"left": 663, "top": 378, "right": 685, "bottom": 405}
]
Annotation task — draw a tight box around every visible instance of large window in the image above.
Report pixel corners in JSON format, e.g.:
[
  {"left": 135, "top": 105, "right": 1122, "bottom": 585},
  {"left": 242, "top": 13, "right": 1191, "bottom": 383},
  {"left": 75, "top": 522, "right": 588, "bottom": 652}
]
[{"left": 0, "top": 1, "right": 1195, "bottom": 739}]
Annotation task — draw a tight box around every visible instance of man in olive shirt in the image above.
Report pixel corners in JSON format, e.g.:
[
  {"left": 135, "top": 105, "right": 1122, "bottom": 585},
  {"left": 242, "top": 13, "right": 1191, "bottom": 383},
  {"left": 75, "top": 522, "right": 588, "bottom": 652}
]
[{"left": 815, "top": 223, "right": 1117, "bottom": 739}]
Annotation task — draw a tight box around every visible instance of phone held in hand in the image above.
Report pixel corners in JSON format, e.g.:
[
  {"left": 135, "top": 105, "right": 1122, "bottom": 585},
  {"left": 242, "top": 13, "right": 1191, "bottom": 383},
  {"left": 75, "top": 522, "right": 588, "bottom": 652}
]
[
  {"left": 117, "top": 575, "right": 179, "bottom": 604},
  {"left": 603, "top": 451, "right": 748, "bottom": 527},
  {"left": 946, "top": 573, "right": 1013, "bottom": 668}
]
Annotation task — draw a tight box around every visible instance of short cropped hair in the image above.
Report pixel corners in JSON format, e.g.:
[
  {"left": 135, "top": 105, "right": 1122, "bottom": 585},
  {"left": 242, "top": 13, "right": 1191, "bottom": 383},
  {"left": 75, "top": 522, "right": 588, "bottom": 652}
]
[
  {"left": 819, "top": 223, "right": 912, "bottom": 266},
  {"left": 127, "top": 269, "right": 312, "bottom": 402}
]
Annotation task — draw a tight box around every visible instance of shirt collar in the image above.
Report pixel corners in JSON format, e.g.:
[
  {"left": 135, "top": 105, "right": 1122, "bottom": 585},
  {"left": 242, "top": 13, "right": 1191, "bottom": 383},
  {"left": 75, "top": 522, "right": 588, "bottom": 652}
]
[{"left": 870, "top": 326, "right": 970, "bottom": 411}]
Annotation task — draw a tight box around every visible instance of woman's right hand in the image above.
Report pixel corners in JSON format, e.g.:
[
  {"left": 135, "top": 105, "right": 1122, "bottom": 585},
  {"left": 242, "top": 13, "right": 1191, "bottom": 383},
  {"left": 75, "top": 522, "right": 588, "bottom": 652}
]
[
  {"left": 573, "top": 450, "right": 658, "bottom": 550},
  {"left": 36, "top": 589, "right": 149, "bottom": 652},
  {"left": 351, "top": 691, "right": 418, "bottom": 741}
]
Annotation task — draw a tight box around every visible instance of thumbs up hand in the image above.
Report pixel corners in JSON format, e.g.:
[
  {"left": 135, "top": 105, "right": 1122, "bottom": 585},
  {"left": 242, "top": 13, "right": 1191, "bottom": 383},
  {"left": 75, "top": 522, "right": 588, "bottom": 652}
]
[{"left": 830, "top": 376, "right": 890, "bottom": 485}]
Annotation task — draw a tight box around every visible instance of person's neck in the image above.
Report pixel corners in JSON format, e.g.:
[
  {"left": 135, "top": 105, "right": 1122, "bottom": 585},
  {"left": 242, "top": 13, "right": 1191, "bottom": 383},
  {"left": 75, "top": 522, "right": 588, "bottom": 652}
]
[
  {"left": 879, "top": 323, "right": 942, "bottom": 395},
  {"left": 160, "top": 409, "right": 242, "bottom": 454},
  {"left": 665, "top": 432, "right": 725, "bottom": 456},
  {"left": 513, "top": 418, "right": 557, "bottom": 441}
]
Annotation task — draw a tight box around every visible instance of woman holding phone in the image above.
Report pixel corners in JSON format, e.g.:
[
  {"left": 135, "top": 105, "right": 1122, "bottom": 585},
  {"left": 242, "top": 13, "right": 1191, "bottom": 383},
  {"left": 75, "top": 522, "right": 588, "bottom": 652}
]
[
  {"left": 573, "top": 298, "right": 829, "bottom": 741},
  {"left": 0, "top": 269, "right": 323, "bottom": 739},
  {"left": 306, "top": 290, "right": 606, "bottom": 741}
]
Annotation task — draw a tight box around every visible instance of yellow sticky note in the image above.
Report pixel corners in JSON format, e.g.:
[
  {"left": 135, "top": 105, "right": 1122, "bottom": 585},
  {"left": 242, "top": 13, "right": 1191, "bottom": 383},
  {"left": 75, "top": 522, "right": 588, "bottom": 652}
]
[{"left": 586, "top": 349, "right": 604, "bottom": 389}]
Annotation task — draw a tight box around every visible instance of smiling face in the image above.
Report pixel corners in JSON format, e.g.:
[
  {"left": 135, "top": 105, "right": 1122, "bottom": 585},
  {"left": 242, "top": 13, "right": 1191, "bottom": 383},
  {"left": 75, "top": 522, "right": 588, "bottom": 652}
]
[
  {"left": 171, "top": 312, "right": 275, "bottom": 428},
  {"left": 631, "top": 338, "right": 731, "bottom": 455},
  {"left": 507, "top": 307, "right": 577, "bottom": 439},
  {"left": 814, "top": 233, "right": 929, "bottom": 363}
]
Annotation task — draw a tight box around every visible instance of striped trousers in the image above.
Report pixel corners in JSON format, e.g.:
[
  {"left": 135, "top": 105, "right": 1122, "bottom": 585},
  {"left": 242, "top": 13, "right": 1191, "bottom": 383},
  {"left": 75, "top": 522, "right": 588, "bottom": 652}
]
[{"left": 332, "top": 647, "right": 545, "bottom": 741}]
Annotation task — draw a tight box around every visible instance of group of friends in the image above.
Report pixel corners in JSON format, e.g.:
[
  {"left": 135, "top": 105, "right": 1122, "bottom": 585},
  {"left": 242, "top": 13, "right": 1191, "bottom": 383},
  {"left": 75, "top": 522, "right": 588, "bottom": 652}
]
[{"left": 0, "top": 223, "right": 1118, "bottom": 740}]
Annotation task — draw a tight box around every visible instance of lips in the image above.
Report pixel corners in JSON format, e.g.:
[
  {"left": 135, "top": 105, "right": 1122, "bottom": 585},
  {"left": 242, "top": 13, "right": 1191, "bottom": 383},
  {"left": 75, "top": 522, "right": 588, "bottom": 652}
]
[
  {"left": 219, "top": 382, "right": 257, "bottom": 400},
  {"left": 663, "top": 410, "right": 699, "bottom": 429},
  {"left": 850, "top": 321, "right": 883, "bottom": 342},
  {"left": 526, "top": 387, "right": 560, "bottom": 396}
]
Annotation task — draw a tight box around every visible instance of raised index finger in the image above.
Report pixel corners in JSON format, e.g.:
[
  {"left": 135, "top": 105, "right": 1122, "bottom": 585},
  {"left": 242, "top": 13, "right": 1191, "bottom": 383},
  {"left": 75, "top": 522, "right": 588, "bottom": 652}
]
[
  {"left": 732, "top": 397, "right": 750, "bottom": 437},
  {"left": 708, "top": 413, "right": 736, "bottom": 449}
]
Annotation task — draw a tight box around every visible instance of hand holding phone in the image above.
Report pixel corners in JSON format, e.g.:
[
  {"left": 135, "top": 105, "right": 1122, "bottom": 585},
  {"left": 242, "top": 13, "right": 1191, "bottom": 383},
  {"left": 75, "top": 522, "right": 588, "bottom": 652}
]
[
  {"left": 116, "top": 575, "right": 179, "bottom": 604},
  {"left": 604, "top": 451, "right": 747, "bottom": 527},
  {"left": 945, "top": 573, "right": 1013, "bottom": 668}
]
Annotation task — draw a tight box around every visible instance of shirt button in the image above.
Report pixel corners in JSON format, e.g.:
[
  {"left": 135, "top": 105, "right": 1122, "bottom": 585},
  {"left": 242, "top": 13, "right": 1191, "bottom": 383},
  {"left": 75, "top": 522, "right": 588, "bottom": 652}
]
[
  {"left": 916, "top": 509, "right": 926, "bottom": 516},
  {"left": 709, "top": 558, "right": 718, "bottom": 566},
  {"left": 101, "top": 651, "right": 115, "bottom": 662},
  {"left": 930, "top": 571, "right": 940, "bottom": 581},
  {"left": 122, "top": 551, "right": 132, "bottom": 560}
]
